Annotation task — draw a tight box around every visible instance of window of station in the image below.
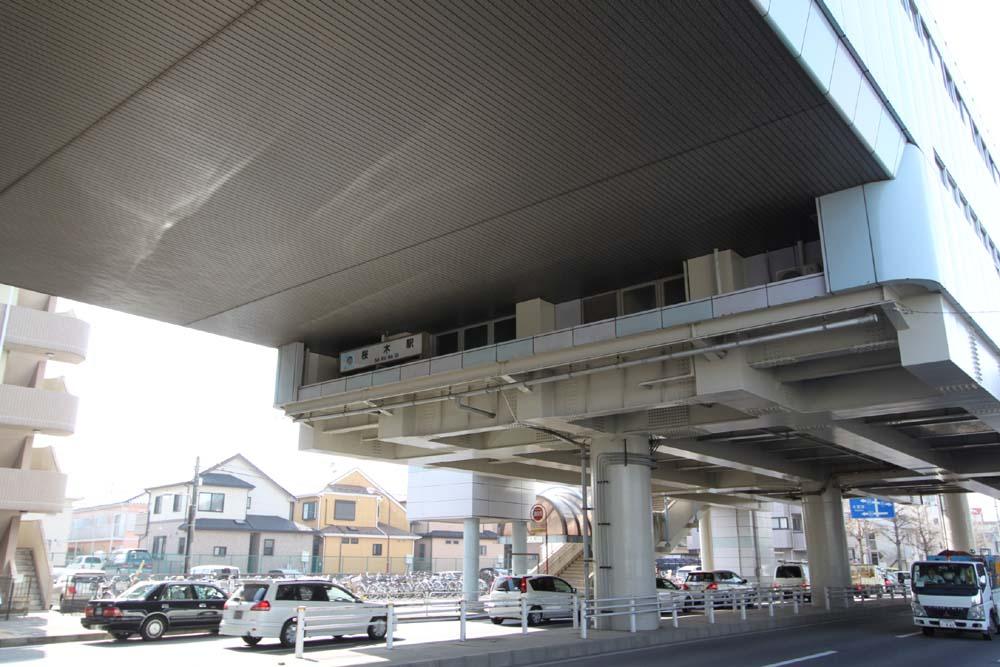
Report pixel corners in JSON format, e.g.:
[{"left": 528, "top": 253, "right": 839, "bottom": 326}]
[
  {"left": 662, "top": 275, "right": 686, "bottom": 306},
  {"left": 463, "top": 324, "right": 488, "bottom": 350},
  {"left": 581, "top": 291, "right": 618, "bottom": 324},
  {"left": 493, "top": 317, "right": 516, "bottom": 343},
  {"left": 621, "top": 283, "right": 656, "bottom": 315},
  {"left": 435, "top": 330, "right": 459, "bottom": 356}
]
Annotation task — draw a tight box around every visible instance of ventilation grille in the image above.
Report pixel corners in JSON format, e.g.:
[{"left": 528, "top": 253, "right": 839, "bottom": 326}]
[{"left": 648, "top": 406, "right": 690, "bottom": 430}]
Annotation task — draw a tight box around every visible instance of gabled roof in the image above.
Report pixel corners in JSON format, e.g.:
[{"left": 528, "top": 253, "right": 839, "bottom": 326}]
[
  {"left": 205, "top": 454, "right": 296, "bottom": 500},
  {"left": 180, "top": 514, "right": 312, "bottom": 534},
  {"left": 147, "top": 471, "right": 254, "bottom": 492},
  {"left": 304, "top": 469, "right": 404, "bottom": 511}
]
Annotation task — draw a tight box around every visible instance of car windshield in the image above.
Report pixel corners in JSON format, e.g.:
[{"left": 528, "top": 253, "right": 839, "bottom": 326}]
[
  {"left": 656, "top": 578, "right": 677, "bottom": 590},
  {"left": 119, "top": 583, "right": 159, "bottom": 600},
  {"left": 913, "top": 562, "right": 978, "bottom": 594}
]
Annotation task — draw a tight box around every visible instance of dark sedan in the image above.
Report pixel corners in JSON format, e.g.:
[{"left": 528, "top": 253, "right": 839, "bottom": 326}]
[{"left": 81, "top": 580, "right": 227, "bottom": 641}]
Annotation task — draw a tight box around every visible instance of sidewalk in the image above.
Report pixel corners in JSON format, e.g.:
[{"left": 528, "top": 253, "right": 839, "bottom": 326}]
[
  {"left": 293, "top": 598, "right": 909, "bottom": 667},
  {"left": 0, "top": 611, "right": 103, "bottom": 647}
]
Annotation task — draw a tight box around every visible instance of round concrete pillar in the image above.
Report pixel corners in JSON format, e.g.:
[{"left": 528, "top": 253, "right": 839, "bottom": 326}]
[
  {"left": 942, "top": 493, "right": 975, "bottom": 552},
  {"left": 591, "top": 435, "right": 658, "bottom": 631},
  {"left": 511, "top": 520, "right": 528, "bottom": 575},
  {"left": 463, "top": 517, "right": 480, "bottom": 601},
  {"left": 802, "top": 486, "right": 851, "bottom": 604},
  {"left": 698, "top": 508, "right": 714, "bottom": 571}
]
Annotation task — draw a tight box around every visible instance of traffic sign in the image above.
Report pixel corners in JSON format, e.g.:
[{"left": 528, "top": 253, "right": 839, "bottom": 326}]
[
  {"left": 849, "top": 497, "right": 895, "bottom": 519},
  {"left": 530, "top": 504, "right": 546, "bottom": 523}
]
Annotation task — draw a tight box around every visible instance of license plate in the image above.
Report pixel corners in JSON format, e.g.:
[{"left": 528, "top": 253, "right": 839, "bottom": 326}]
[
  {"left": 940, "top": 620, "right": 956, "bottom": 629},
  {"left": 233, "top": 611, "right": 243, "bottom": 619}
]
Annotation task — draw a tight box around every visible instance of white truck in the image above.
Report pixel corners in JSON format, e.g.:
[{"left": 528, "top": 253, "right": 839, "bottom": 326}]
[{"left": 910, "top": 550, "right": 1000, "bottom": 639}]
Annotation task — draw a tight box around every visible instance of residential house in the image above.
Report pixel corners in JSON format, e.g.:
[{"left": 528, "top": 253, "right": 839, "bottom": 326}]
[
  {"left": 410, "top": 521, "right": 505, "bottom": 572},
  {"left": 144, "top": 454, "right": 312, "bottom": 573},
  {"left": 66, "top": 494, "right": 148, "bottom": 560},
  {"left": 295, "top": 469, "right": 417, "bottom": 574}
]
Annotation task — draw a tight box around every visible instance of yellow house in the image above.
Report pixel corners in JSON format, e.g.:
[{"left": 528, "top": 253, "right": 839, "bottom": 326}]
[{"left": 295, "top": 469, "right": 417, "bottom": 574}]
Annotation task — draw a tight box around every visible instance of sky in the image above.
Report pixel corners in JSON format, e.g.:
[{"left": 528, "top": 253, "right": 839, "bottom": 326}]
[{"left": 34, "top": 1, "right": 1000, "bottom": 511}]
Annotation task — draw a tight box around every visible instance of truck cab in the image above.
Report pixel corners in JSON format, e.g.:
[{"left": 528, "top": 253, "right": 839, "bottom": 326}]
[{"left": 911, "top": 550, "right": 1000, "bottom": 640}]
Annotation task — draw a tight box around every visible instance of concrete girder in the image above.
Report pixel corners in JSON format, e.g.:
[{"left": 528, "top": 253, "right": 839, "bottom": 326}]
[
  {"left": 653, "top": 438, "right": 828, "bottom": 483},
  {"left": 298, "top": 423, "right": 427, "bottom": 460},
  {"left": 771, "top": 348, "right": 900, "bottom": 383},
  {"left": 405, "top": 430, "right": 578, "bottom": 466},
  {"left": 664, "top": 492, "right": 772, "bottom": 510},
  {"left": 437, "top": 459, "right": 581, "bottom": 486}
]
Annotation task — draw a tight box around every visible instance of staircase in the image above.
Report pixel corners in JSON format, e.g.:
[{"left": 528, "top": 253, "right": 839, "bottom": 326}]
[
  {"left": 556, "top": 550, "right": 590, "bottom": 591},
  {"left": 658, "top": 499, "right": 703, "bottom": 552},
  {"left": 12, "top": 548, "right": 44, "bottom": 611}
]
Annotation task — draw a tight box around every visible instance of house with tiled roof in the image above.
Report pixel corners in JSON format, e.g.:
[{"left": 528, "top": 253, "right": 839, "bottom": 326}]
[
  {"left": 295, "top": 469, "right": 417, "bottom": 574},
  {"left": 143, "top": 454, "right": 312, "bottom": 573}
]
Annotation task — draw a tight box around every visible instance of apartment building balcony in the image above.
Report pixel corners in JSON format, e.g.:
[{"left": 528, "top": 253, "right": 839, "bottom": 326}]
[
  {"left": 0, "top": 382, "right": 79, "bottom": 436},
  {"left": 3, "top": 304, "right": 90, "bottom": 363},
  {"left": 0, "top": 467, "right": 67, "bottom": 513}
]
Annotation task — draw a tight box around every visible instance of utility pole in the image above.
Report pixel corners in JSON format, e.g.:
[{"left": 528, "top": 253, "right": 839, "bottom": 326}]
[
  {"left": 182, "top": 457, "right": 200, "bottom": 575},
  {"left": 893, "top": 513, "right": 903, "bottom": 569}
]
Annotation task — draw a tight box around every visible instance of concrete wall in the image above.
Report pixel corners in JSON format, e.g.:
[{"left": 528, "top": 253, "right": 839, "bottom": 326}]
[{"left": 407, "top": 467, "right": 535, "bottom": 522}]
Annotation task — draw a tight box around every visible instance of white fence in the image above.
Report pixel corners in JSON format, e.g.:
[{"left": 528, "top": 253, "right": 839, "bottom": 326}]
[{"left": 292, "top": 585, "right": 909, "bottom": 657}]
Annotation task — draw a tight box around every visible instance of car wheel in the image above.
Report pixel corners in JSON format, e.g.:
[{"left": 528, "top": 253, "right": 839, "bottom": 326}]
[
  {"left": 984, "top": 613, "right": 997, "bottom": 640},
  {"left": 367, "top": 616, "right": 388, "bottom": 640},
  {"left": 110, "top": 631, "right": 131, "bottom": 642},
  {"left": 279, "top": 619, "right": 298, "bottom": 648},
  {"left": 527, "top": 606, "right": 543, "bottom": 626},
  {"left": 491, "top": 617, "right": 504, "bottom": 625},
  {"left": 921, "top": 627, "right": 934, "bottom": 637},
  {"left": 242, "top": 635, "right": 262, "bottom": 646},
  {"left": 140, "top": 616, "right": 167, "bottom": 641}
]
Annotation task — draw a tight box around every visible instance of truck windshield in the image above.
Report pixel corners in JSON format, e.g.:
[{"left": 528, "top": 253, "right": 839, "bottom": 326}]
[{"left": 912, "top": 562, "right": 978, "bottom": 594}]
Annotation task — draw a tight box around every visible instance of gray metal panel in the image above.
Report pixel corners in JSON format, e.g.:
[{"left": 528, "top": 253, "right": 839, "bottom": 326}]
[
  {"left": 462, "top": 346, "right": 497, "bottom": 368},
  {"left": 661, "top": 300, "right": 714, "bottom": 329},
  {"left": 0, "top": 1, "right": 886, "bottom": 349},
  {"left": 372, "top": 367, "right": 401, "bottom": 387},
  {"left": 430, "top": 353, "right": 463, "bottom": 374},
  {"left": 497, "top": 339, "right": 534, "bottom": 362},
  {"left": 573, "top": 321, "right": 616, "bottom": 346},
  {"left": 616, "top": 311, "right": 662, "bottom": 337},
  {"left": 345, "top": 373, "right": 373, "bottom": 391},
  {"left": 321, "top": 379, "right": 347, "bottom": 397},
  {"left": 400, "top": 360, "right": 431, "bottom": 381},
  {"left": 273, "top": 342, "right": 304, "bottom": 406},
  {"left": 712, "top": 286, "right": 769, "bottom": 318},
  {"left": 297, "top": 384, "right": 322, "bottom": 401},
  {"left": 817, "top": 186, "right": 878, "bottom": 291},
  {"left": 766, "top": 273, "right": 827, "bottom": 306},
  {"left": 534, "top": 330, "right": 573, "bottom": 354}
]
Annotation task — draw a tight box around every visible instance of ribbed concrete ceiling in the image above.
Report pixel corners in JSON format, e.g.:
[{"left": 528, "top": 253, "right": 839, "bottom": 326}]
[{"left": 0, "top": 0, "right": 886, "bottom": 350}]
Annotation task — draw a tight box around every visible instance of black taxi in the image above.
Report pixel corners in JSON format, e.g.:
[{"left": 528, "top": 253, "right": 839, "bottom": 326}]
[{"left": 81, "top": 580, "right": 228, "bottom": 641}]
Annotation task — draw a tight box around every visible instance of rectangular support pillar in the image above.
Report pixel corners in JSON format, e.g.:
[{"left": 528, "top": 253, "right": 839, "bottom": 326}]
[
  {"left": 802, "top": 487, "right": 851, "bottom": 604},
  {"left": 511, "top": 520, "right": 528, "bottom": 575},
  {"left": 463, "top": 518, "right": 480, "bottom": 602}
]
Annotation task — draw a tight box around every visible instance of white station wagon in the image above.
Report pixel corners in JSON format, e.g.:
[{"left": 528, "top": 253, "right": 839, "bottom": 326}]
[{"left": 220, "top": 579, "right": 389, "bottom": 647}]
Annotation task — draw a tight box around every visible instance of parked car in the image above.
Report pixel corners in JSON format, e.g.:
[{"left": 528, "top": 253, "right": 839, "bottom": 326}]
[
  {"left": 54, "top": 570, "right": 108, "bottom": 612},
  {"left": 266, "top": 568, "right": 304, "bottom": 578},
  {"left": 190, "top": 564, "right": 241, "bottom": 579},
  {"left": 772, "top": 562, "right": 811, "bottom": 600},
  {"left": 66, "top": 555, "right": 104, "bottom": 570},
  {"left": 487, "top": 575, "right": 577, "bottom": 626},
  {"left": 680, "top": 570, "right": 755, "bottom": 610},
  {"left": 220, "top": 579, "right": 390, "bottom": 647},
  {"left": 80, "top": 580, "right": 228, "bottom": 641},
  {"left": 108, "top": 549, "right": 153, "bottom": 574},
  {"left": 656, "top": 577, "right": 682, "bottom": 612}
]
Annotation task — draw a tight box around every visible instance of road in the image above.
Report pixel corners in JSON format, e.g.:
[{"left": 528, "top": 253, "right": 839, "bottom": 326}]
[
  {"left": 3, "top": 608, "right": 999, "bottom": 666},
  {"left": 526, "top": 607, "right": 1000, "bottom": 667}
]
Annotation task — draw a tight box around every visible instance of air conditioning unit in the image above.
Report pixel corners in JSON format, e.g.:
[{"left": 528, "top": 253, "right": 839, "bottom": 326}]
[{"left": 775, "top": 264, "right": 819, "bottom": 281}]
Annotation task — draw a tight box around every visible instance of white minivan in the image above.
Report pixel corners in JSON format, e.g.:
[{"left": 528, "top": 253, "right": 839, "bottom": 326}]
[
  {"left": 220, "top": 579, "right": 389, "bottom": 647},
  {"left": 487, "top": 575, "right": 577, "bottom": 626}
]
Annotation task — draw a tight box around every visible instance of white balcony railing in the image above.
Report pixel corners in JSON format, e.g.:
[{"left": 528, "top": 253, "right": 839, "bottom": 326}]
[
  {"left": 3, "top": 304, "right": 90, "bottom": 363},
  {"left": 0, "top": 467, "right": 67, "bottom": 513},
  {"left": 0, "top": 384, "right": 79, "bottom": 435}
]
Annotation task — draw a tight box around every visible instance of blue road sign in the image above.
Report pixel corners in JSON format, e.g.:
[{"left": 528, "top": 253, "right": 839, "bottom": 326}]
[{"left": 849, "top": 497, "right": 895, "bottom": 519}]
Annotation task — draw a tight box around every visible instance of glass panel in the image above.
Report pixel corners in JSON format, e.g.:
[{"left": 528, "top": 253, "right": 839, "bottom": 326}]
[
  {"left": 622, "top": 284, "right": 656, "bottom": 315},
  {"left": 493, "top": 318, "right": 516, "bottom": 343},
  {"left": 581, "top": 292, "right": 618, "bottom": 323},
  {"left": 464, "top": 324, "right": 488, "bottom": 349},
  {"left": 663, "top": 277, "right": 686, "bottom": 306},
  {"left": 334, "top": 500, "right": 356, "bottom": 521},
  {"left": 436, "top": 331, "right": 459, "bottom": 355}
]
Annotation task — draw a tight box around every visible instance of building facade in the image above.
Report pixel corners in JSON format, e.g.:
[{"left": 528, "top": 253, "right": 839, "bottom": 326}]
[
  {"left": 295, "top": 469, "right": 417, "bottom": 574},
  {"left": 0, "top": 285, "right": 90, "bottom": 608},
  {"left": 411, "top": 521, "right": 504, "bottom": 573},
  {"left": 143, "top": 454, "right": 312, "bottom": 574},
  {"left": 66, "top": 494, "right": 148, "bottom": 560}
]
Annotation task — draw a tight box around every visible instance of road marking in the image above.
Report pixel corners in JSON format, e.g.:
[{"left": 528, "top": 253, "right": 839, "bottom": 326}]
[
  {"left": 758, "top": 650, "right": 838, "bottom": 667},
  {"left": 895, "top": 631, "right": 921, "bottom": 638}
]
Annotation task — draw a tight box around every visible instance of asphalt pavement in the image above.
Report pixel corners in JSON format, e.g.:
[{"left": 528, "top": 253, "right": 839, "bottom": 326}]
[{"left": 524, "top": 607, "right": 1000, "bottom": 667}]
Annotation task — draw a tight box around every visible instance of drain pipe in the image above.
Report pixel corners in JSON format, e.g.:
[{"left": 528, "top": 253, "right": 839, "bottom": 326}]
[
  {"left": 297, "top": 314, "right": 878, "bottom": 423},
  {"left": 580, "top": 446, "right": 591, "bottom": 609}
]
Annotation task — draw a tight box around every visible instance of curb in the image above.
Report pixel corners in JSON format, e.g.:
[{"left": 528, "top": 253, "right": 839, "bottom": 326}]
[{"left": 0, "top": 631, "right": 105, "bottom": 648}]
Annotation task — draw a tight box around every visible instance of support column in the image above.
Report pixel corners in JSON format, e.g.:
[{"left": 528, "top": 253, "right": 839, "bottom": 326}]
[
  {"left": 802, "top": 487, "right": 851, "bottom": 605},
  {"left": 0, "top": 515, "right": 22, "bottom": 576},
  {"left": 591, "top": 435, "right": 657, "bottom": 631},
  {"left": 511, "top": 520, "right": 528, "bottom": 575},
  {"left": 698, "top": 508, "right": 714, "bottom": 570},
  {"left": 463, "top": 518, "right": 480, "bottom": 602},
  {"left": 942, "top": 492, "right": 975, "bottom": 552}
]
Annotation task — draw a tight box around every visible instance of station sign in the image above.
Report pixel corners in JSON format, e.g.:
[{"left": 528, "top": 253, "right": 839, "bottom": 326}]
[
  {"left": 340, "top": 334, "right": 425, "bottom": 372},
  {"left": 849, "top": 497, "right": 895, "bottom": 519},
  {"left": 530, "top": 504, "right": 546, "bottom": 523}
]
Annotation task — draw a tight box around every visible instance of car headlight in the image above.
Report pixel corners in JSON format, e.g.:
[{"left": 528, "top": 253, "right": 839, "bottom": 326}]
[
  {"left": 911, "top": 601, "right": 926, "bottom": 617},
  {"left": 969, "top": 603, "right": 985, "bottom": 620}
]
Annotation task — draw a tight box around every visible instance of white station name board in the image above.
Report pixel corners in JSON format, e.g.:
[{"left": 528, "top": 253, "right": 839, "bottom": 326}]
[{"left": 340, "top": 335, "right": 424, "bottom": 372}]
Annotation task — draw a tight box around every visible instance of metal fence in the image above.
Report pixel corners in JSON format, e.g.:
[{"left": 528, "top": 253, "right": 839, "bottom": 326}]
[{"left": 0, "top": 575, "right": 38, "bottom": 619}]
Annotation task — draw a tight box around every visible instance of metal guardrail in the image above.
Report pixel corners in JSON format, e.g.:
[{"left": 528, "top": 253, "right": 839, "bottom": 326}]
[{"left": 0, "top": 575, "right": 37, "bottom": 619}]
